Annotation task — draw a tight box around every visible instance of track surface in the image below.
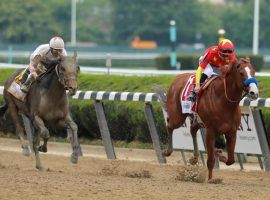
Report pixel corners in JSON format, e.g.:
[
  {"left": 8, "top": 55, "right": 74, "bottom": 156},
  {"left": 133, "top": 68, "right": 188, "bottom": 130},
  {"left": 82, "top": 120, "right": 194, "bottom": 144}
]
[{"left": 0, "top": 138, "right": 269, "bottom": 200}]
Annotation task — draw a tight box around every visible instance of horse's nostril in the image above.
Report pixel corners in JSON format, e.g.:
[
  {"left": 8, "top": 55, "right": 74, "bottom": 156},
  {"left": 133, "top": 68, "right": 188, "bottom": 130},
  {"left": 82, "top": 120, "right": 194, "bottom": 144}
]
[{"left": 249, "top": 91, "right": 255, "bottom": 96}]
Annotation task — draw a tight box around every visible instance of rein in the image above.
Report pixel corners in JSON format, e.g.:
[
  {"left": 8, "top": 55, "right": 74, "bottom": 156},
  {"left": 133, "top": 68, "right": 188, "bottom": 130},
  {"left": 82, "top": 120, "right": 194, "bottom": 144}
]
[
  {"left": 37, "top": 63, "right": 58, "bottom": 82},
  {"left": 222, "top": 62, "right": 248, "bottom": 103},
  {"left": 223, "top": 78, "right": 247, "bottom": 103},
  {"left": 36, "top": 62, "right": 65, "bottom": 87}
]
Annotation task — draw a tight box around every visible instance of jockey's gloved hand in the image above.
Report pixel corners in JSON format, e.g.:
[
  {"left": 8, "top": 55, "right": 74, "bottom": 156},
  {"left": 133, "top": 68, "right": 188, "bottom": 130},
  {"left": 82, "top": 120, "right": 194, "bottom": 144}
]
[{"left": 194, "top": 83, "right": 200, "bottom": 93}]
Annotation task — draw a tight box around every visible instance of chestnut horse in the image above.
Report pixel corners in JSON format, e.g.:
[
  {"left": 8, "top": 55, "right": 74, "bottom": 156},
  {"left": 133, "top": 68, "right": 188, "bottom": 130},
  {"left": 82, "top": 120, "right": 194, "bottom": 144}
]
[
  {"left": 0, "top": 53, "right": 82, "bottom": 170},
  {"left": 157, "top": 58, "right": 259, "bottom": 181}
]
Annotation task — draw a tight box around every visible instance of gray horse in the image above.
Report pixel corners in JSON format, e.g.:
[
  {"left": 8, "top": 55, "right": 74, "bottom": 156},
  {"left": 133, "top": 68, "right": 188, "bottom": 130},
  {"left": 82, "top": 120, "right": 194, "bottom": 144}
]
[{"left": 0, "top": 52, "right": 82, "bottom": 170}]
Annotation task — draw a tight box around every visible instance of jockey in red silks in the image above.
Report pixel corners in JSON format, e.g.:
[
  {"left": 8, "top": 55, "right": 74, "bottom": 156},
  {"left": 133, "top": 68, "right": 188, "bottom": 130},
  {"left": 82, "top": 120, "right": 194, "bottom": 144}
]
[
  {"left": 187, "top": 39, "right": 236, "bottom": 101},
  {"left": 20, "top": 36, "right": 67, "bottom": 93}
]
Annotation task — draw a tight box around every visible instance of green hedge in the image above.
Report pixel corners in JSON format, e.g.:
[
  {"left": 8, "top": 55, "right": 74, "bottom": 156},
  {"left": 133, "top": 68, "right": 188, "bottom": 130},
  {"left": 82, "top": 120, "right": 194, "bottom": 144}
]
[
  {"left": 155, "top": 54, "right": 264, "bottom": 71},
  {"left": 0, "top": 69, "right": 269, "bottom": 146}
]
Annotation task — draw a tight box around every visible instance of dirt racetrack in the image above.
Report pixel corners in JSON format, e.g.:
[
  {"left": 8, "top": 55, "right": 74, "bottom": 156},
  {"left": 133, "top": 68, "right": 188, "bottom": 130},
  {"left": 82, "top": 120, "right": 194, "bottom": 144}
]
[{"left": 0, "top": 138, "right": 270, "bottom": 200}]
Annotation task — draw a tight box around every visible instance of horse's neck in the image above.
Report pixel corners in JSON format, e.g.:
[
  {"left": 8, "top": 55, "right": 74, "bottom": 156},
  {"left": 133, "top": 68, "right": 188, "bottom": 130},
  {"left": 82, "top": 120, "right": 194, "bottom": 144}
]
[
  {"left": 223, "top": 69, "right": 243, "bottom": 103},
  {"left": 42, "top": 71, "right": 66, "bottom": 97}
]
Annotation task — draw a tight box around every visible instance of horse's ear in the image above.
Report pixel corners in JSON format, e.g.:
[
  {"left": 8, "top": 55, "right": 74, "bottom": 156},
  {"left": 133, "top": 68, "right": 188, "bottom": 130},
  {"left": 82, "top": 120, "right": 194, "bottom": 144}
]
[{"left": 73, "top": 51, "right": 77, "bottom": 60}]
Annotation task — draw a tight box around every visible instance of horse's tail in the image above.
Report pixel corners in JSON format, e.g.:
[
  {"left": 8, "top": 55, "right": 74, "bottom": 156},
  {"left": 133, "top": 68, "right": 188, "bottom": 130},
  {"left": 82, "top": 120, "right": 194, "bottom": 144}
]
[
  {"left": 153, "top": 85, "right": 167, "bottom": 112},
  {"left": 0, "top": 103, "right": 8, "bottom": 119}
]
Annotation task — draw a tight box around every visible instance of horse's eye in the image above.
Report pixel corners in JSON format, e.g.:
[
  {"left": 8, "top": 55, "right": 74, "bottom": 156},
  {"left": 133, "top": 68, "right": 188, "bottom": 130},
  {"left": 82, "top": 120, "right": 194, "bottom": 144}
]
[{"left": 240, "top": 72, "right": 244, "bottom": 76}]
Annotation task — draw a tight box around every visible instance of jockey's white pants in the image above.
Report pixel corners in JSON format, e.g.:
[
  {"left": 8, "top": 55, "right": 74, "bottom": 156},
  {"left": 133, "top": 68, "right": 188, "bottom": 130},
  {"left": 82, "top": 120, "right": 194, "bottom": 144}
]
[
  {"left": 199, "top": 56, "right": 220, "bottom": 77},
  {"left": 202, "top": 63, "right": 220, "bottom": 77}
]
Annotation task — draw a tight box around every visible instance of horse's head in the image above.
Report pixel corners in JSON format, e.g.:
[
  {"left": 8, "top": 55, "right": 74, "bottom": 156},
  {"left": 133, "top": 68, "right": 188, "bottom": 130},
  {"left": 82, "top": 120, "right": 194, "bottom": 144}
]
[
  {"left": 57, "top": 52, "right": 80, "bottom": 96},
  {"left": 232, "top": 57, "right": 259, "bottom": 100}
]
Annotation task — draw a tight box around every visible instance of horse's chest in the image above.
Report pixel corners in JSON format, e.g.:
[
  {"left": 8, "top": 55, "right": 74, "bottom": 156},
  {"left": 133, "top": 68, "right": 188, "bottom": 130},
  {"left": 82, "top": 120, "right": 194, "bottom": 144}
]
[
  {"left": 39, "top": 98, "right": 68, "bottom": 121},
  {"left": 215, "top": 113, "right": 241, "bottom": 133}
]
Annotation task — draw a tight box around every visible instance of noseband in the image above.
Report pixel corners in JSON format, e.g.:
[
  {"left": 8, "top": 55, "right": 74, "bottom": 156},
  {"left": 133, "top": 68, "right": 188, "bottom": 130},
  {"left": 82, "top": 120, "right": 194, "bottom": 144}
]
[{"left": 223, "top": 61, "right": 251, "bottom": 103}]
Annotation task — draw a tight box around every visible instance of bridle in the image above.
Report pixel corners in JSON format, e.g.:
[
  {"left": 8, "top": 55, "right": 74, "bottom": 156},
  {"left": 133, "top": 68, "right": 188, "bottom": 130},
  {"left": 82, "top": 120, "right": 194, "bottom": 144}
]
[
  {"left": 223, "top": 77, "right": 248, "bottom": 103},
  {"left": 37, "top": 57, "right": 78, "bottom": 92},
  {"left": 222, "top": 61, "right": 250, "bottom": 103},
  {"left": 55, "top": 60, "right": 78, "bottom": 91}
]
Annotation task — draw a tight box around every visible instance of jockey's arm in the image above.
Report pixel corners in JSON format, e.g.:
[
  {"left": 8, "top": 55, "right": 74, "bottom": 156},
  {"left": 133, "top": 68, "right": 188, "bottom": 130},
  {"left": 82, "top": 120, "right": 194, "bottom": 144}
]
[{"left": 29, "top": 54, "right": 42, "bottom": 79}]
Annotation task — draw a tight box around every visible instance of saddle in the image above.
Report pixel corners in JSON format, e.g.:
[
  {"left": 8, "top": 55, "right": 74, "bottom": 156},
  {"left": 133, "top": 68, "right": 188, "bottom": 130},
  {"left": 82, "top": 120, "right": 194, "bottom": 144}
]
[
  {"left": 181, "top": 75, "right": 218, "bottom": 113},
  {"left": 7, "top": 61, "right": 52, "bottom": 102}
]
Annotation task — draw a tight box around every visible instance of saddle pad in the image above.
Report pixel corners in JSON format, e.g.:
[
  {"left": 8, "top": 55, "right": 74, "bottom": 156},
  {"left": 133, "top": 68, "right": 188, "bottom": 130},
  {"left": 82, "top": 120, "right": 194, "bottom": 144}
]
[
  {"left": 181, "top": 75, "right": 196, "bottom": 113},
  {"left": 7, "top": 81, "right": 26, "bottom": 102}
]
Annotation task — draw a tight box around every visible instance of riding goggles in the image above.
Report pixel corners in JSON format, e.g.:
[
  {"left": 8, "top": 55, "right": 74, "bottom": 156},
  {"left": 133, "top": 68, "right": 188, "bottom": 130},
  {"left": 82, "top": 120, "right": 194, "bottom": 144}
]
[{"left": 220, "top": 49, "right": 234, "bottom": 54}]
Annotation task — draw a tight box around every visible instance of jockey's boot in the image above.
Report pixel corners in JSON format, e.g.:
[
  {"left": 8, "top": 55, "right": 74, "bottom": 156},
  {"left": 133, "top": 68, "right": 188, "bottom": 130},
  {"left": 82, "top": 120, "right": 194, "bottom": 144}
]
[
  {"left": 187, "top": 73, "right": 208, "bottom": 102},
  {"left": 20, "top": 74, "right": 34, "bottom": 93},
  {"left": 200, "top": 73, "right": 208, "bottom": 85}
]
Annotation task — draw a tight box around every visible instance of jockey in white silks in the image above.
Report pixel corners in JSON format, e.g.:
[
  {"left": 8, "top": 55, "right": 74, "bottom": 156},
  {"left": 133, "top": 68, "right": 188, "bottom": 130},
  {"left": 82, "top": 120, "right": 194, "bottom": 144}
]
[{"left": 20, "top": 36, "right": 67, "bottom": 93}]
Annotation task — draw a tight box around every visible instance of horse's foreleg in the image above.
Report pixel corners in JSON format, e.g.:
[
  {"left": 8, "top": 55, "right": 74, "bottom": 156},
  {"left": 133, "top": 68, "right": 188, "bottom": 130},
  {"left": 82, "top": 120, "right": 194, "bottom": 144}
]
[
  {"left": 205, "top": 129, "right": 216, "bottom": 180},
  {"left": 224, "top": 132, "right": 236, "bottom": 166},
  {"left": 34, "top": 115, "right": 49, "bottom": 152},
  {"left": 162, "top": 126, "right": 173, "bottom": 157},
  {"left": 189, "top": 119, "right": 201, "bottom": 165},
  {"left": 8, "top": 102, "right": 29, "bottom": 156},
  {"left": 32, "top": 129, "right": 43, "bottom": 170},
  {"left": 34, "top": 115, "right": 50, "bottom": 139},
  {"left": 38, "top": 138, "right": 48, "bottom": 153},
  {"left": 66, "top": 115, "right": 82, "bottom": 164}
]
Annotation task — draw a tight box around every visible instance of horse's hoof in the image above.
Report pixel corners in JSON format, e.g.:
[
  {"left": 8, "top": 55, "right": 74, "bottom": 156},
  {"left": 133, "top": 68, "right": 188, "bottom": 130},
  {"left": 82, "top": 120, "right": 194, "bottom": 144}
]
[
  {"left": 76, "top": 146, "right": 83, "bottom": 157},
  {"left": 36, "top": 165, "right": 44, "bottom": 171},
  {"left": 70, "top": 154, "right": 78, "bottom": 164},
  {"left": 225, "top": 160, "right": 235, "bottom": 166},
  {"left": 22, "top": 147, "right": 31, "bottom": 156},
  {"left": 38, "top": 145, "right": 47, "bottom": 153},
  {"left": 208, "top": 178, "right": 223, "bottom": 184},
  {"left": 215, "top": 148, "right": 227, "bottom": 163}
]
